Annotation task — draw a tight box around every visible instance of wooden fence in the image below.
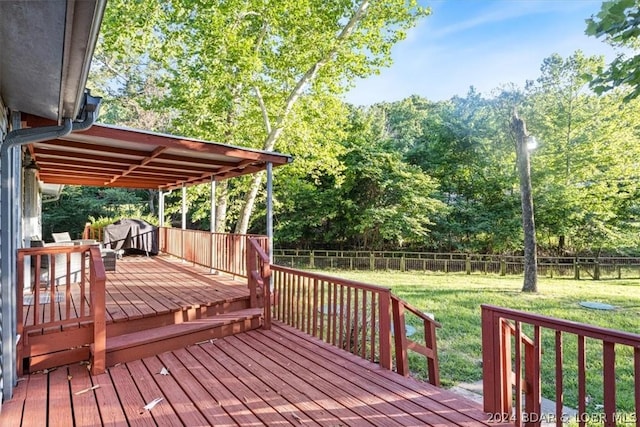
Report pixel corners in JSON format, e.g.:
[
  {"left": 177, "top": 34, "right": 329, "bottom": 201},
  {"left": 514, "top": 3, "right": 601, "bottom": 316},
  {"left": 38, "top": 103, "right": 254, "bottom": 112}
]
[{"left": 274, "top": 249, "right": 640, "bottom": 280}]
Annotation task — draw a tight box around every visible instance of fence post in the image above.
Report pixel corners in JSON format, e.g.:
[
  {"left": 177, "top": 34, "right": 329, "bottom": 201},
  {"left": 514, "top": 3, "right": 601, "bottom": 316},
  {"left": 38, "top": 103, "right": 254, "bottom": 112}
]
[
  {"left": 370, "top": 253, "right": 375, "bottom": 271},
  {"left": 310, "top": 251, "right": 315, "bottom": 269},
  {"left": 500, "top": 256, "right": 506, "bottom": 276},
  {"left": 594, "top": 258, "right": 600, "bottom": 280},
  {"left": 574, "top": 257, "right": 580, "bottom": 280},
  {"left": 400, "top": 254, "right": 405, "bottom": 272},
  {"left": 465, "top": 254, "right": 471, "bottom": 275}
]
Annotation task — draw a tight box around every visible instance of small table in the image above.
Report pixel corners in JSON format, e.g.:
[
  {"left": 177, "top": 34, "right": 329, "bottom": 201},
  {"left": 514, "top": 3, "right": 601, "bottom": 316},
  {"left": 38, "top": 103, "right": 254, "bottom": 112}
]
[{"left": 101, "top": 249, "right": 123, "bottom": 271}]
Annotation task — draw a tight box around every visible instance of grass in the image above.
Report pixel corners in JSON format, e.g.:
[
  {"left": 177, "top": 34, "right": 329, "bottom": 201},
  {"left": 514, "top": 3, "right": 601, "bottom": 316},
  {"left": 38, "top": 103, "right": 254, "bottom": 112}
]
[{"left": 311, "top": 269, "right": 640, "bottom": 414}]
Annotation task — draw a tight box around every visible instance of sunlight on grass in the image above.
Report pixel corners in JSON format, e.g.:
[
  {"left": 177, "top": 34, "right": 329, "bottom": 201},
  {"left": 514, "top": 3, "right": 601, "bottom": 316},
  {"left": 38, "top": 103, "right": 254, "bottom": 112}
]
[{"left": 312, "top": 269, "right": 640, "bottom": 412}]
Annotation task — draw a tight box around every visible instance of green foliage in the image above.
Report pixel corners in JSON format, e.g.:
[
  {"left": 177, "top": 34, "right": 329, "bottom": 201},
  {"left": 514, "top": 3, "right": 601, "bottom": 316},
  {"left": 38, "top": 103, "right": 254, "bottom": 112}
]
[
  {"left": 586, "top": 0, "right": 640, "bottom": 100},
  {"left": 90, "top": 0, "right": 430, "bottom": 234},
  {"left": 273, "top": 104, "right": 445, "bottom": 250},
  {"left": 83, "top": 2, "right": 640, "bottom": 256},
  {"left": 42, "top": 186, "right": 152, "bottom": 241},
  {"left": 404, "top": 90, "right": 522, "bottom": 253},
  {"left": 523, "top": 51, "right": 640, "bottom": 254}
]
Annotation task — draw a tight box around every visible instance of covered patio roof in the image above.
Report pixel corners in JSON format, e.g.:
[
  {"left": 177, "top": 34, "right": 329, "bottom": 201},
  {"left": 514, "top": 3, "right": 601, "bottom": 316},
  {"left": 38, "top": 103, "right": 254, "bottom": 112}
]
[{"left": 23, "top": 115, "right": 292, "bottom": 191}]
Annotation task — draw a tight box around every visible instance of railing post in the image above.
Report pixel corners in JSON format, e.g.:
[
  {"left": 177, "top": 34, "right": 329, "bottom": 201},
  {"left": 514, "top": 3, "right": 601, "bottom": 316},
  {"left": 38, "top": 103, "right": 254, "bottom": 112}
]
[
  {"left": 90, "top": 246, "right": 106, "bottom": 375},
  {"left": 392, "top": 297, "right": 409, "bottom": 376},
  {"left": 500, "top": 320, "right": 513, "bottom": 413},
  {"left": 424, "top": 318, "right": 440, "bottom": 386},
  {"left": 378, "top": 290, "right": 392, "bottom": 370},
  {"left": 482, "top": 305, "right": 507, "bottom": 414},
  {"left": 247, "top": 243, "right": 258, "bottom": 308},
  {"left": 262, "top": 248, "right": 272, "bottom": 330}
]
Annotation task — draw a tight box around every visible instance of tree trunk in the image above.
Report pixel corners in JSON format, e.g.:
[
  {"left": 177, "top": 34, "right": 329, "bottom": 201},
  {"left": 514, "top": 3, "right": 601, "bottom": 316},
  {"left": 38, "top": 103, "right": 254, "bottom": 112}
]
[
  {"left": 215, "top": 180, "right": 228, "bottom": 233},
  {"left": 512, "top": 112, "right": 538, "bottom": 293},
  {"left": 147, "top": 189, "right": 156, "bottom": 217},
  {"left": 235, "top": 170, "right": 265, "bottom": 234},
  {"left": 234, "top": 1, "right": 372, "bottom": 234}
]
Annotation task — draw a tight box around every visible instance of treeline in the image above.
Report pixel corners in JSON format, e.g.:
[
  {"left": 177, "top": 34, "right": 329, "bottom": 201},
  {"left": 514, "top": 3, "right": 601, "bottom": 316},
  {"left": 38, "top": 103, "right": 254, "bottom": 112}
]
[
  {"left": 44, "top": 51, "right": 640, "bottom": 256},
  {"left": 274, "top": 54, "right": 640, "bottom": 255}
]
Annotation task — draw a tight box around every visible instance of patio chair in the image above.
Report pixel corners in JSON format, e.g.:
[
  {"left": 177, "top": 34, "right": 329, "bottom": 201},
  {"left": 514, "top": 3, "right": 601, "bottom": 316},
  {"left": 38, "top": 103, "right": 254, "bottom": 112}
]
[{"left": 29, "top": 233, "right": 90, "bottom": 288}]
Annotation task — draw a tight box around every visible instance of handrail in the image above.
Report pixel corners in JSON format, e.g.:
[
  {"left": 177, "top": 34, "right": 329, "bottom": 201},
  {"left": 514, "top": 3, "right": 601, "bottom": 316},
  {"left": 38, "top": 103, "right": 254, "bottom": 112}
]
[
  {"left": 484, "top": 304, "right": 640, "bottom": 345},
  {"left": 16, "top": 243, "right": 107, "bottom": 375},
  {"left": 482, "top": 304, "right": 640, "bottom": 426},
  {"left": 159, "top": 227, "right": 267, "bottom": 278},
  {"left": 270, "top": 264, "right": 397, "bottom": 293},
  {"left": 247, "top": 237, "right": 272, "bottom": 329},
  {"left": 391, "top": 295, "right": 441, "bottom": 386},
  {"left": 269, "top": 263, "right": 439, "bottom": 381}
]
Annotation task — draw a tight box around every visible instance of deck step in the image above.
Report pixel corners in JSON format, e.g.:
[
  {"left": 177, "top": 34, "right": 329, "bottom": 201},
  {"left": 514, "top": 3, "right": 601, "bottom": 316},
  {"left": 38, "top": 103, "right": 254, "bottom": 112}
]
[{"left": 103, "top": 308, "right": 263, "bottom": 367}]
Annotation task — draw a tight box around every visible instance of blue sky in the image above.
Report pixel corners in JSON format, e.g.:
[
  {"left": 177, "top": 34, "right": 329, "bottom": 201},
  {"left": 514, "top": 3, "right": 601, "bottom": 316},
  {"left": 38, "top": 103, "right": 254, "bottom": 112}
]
[{"left": 345, "top": 0, "right": 616, "bottom": 105}]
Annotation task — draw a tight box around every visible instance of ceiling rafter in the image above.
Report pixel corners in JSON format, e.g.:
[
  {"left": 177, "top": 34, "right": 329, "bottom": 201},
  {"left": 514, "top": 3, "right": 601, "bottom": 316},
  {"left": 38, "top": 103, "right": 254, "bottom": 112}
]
[
  {"left": 108, "top": 146, "right": 167, "bottom": 185},
  {"left": 22, "top": 116, "right": 292, "bottom": 190}
]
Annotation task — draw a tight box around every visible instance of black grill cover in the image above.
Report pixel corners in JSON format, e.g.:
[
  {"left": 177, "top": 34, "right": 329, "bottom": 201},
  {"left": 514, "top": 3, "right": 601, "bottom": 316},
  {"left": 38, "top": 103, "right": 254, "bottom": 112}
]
[{"left": 103, "top": 218, "right": 158, "bottom": 255}]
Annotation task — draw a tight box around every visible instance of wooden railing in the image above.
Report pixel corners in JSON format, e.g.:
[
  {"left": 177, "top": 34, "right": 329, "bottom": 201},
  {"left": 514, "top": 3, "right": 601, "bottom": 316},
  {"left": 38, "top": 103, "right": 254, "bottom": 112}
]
[
  {"left": 268, "top": 264, "right": 441, "bottom": 384},
  {"left": 158, "top": 227, "right": 267, "bottom": 278},
  {"left": 482, "top": 304, "right": 640, "bottom": 426},
  {"left": 16, "top": 244, "right": 106, "bottom": 375},
  {"left": 391, "top": 295, "right": 440, "bottom": 386},
  {"left": 247, "top": 237, "right": 271, "bottom": 329}
]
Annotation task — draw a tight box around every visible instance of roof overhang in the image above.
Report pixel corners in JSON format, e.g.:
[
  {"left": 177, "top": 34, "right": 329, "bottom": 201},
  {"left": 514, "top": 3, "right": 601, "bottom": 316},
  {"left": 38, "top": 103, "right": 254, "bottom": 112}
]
[
  {"left": 23, "top": 115, "right": 292, "bottom": 191},
  {"left": 0, "top": 0, "right": 106, "bottom": 121}
]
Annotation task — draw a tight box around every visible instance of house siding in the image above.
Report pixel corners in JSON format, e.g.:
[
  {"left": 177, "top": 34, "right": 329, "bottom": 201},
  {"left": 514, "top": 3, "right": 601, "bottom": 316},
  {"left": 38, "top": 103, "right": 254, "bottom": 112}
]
[{"left": 0, "top": 95, "right": 7, "bottom": 407}]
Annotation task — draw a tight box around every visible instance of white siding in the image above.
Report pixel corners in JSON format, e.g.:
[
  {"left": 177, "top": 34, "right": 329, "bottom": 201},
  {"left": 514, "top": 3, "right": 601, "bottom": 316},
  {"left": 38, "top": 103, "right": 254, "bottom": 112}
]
[{"left": 0, "top": 95, "right": 7, "bottom": 407}]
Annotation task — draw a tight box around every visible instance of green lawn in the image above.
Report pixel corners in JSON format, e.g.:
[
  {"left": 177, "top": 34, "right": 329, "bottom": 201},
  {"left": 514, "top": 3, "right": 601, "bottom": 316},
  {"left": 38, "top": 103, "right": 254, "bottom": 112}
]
[{"left": 311, "top": 269, "right": 640, "bottom": 413}]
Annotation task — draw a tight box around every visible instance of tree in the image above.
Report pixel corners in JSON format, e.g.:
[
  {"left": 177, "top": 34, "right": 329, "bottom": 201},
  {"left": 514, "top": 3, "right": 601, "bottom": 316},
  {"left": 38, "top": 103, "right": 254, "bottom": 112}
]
[
  {"left": 586, "top": 0, "right": 640, "bottom": 100},
  {"left": 405, "top": 90, "right": 521, "bottom": 253},
  {"left": 91, "top": 0, "right": 430, "bottom": 234},
  {"left": 42, "top": 186, "right": 151, "bottom": 239},
  {"left": 524, "top": 52, "right": 640, "bottom": 254},
  {"left": 512, "top": 112, "right": 538, "bottom": 293},
  {"left": 337, "top": 107, "right": 445, "bottom": 250}
]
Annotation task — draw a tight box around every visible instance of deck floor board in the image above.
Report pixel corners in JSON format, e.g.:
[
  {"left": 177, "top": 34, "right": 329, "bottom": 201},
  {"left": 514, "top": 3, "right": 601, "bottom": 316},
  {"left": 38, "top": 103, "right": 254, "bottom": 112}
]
[
  {"left": 48, "top": 366, "right": 73, "bottom": 426},
  {"left": 8, "top": 256, "right": 510, "bottom": 426},
  {"left": 232, "top": 332, "right": 404, "bottom": 427},
  {"left": 274, "top": 323, "right": 501, "bottom": 426},
  {"left": 2, "top": 322, "right": 510, "bottom": 426},
  {"left": 244, "top": 328, "right": 449, "bottom": 426},
  {"left": 200, "top": 341, "right": 324, "bottom": 426},
  {"left": 68, "top": 363, "right": 103, "bottom": 427},
  {"left": 140, "top": 354, "right": 216, "bottom": 426},
  {"left": 21, "top": 255, "right": 251, "bottom": 331}
]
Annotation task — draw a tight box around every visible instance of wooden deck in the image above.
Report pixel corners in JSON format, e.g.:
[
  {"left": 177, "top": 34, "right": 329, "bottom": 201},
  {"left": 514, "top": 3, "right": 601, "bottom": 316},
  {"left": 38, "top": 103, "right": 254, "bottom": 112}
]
[
  {"left": 20, "top": 255, "right": 256, "bottom": 373},
  {"left": 2, "top": 322, "right": 509, "bottom": 426},
  {"left": 22, "top": 255, "right": 250, "bottom": 330}
]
